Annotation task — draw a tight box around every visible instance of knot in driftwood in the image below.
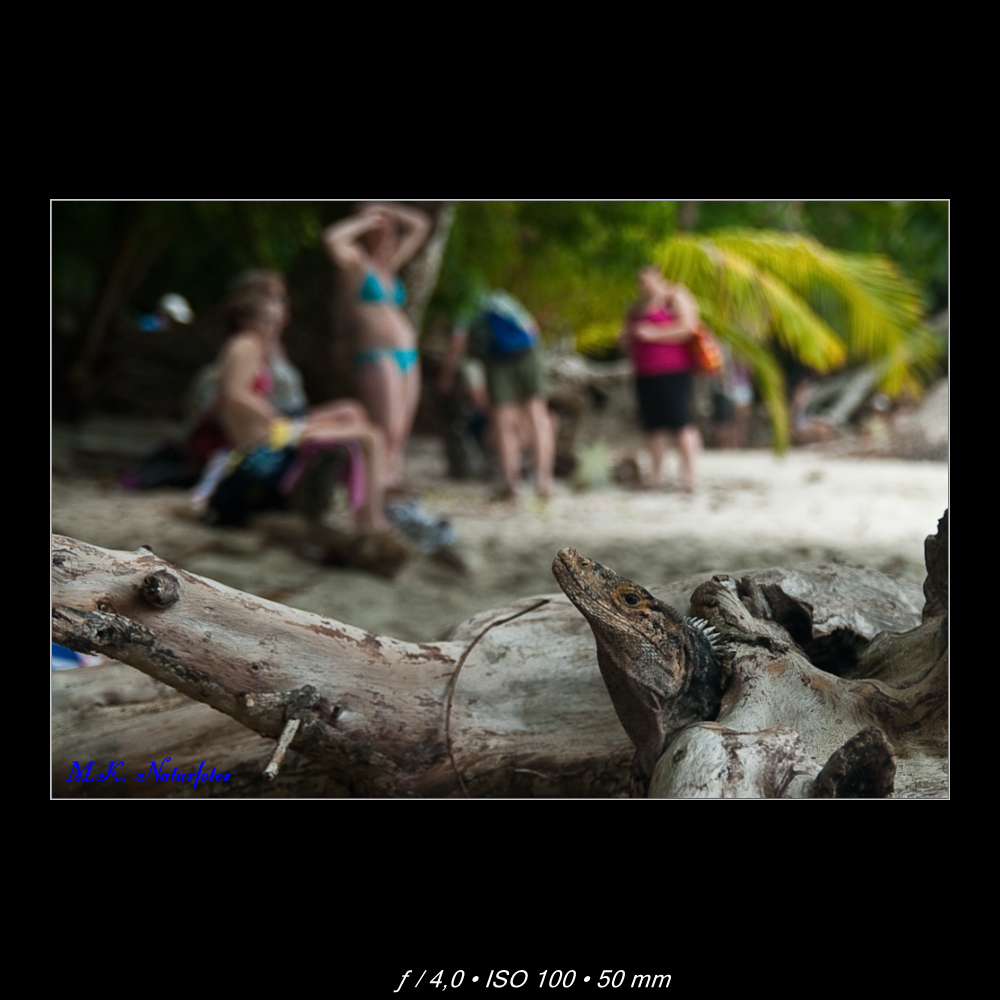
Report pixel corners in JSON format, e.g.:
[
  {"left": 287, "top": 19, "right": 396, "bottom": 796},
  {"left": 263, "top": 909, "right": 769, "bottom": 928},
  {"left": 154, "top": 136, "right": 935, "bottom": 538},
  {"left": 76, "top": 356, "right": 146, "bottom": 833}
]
[
  {"left": 141, "top": 570, "right": 180, "bottom": 609},
  {"left": 53, "top": 605, "right": 157, "bottom": 651},
  {"left": 810, "top": 726, "right": 896, "bottom": 798}
]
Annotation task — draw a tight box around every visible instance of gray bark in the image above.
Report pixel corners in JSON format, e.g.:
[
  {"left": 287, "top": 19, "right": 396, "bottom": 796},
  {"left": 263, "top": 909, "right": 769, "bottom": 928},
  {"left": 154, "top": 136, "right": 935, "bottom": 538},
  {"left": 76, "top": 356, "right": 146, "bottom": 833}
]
[
  {"left": 51, "top": 511, "right": 947, "bottom": 798},
  {"left": 400, "top": 201, "right": 456, "bottom": 331}
]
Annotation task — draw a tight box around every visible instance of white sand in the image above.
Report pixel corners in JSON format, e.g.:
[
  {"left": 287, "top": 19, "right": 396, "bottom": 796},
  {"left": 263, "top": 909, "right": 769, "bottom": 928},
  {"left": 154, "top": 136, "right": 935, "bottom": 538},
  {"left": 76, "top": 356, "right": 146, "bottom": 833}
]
[{"left": 52, "top": 431, "right": 948, "bottom": 643}]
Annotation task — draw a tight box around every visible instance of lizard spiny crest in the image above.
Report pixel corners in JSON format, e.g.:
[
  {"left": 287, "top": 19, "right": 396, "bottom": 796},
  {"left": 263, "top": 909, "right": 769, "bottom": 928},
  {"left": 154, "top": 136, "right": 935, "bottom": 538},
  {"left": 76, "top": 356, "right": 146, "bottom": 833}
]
[
  {"left": 685, "top": 616, "right": 721, "bottom": 651},
  {"left": 552, "top": 547, "right": 723, "bottom": 795}
]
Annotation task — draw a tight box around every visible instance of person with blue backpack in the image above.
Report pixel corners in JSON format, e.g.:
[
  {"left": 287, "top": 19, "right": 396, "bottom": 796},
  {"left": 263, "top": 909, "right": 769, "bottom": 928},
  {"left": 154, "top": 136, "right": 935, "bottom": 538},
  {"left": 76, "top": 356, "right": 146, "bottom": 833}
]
[{"left": 438, "top": 289, "right": 555, "bottom": 500}]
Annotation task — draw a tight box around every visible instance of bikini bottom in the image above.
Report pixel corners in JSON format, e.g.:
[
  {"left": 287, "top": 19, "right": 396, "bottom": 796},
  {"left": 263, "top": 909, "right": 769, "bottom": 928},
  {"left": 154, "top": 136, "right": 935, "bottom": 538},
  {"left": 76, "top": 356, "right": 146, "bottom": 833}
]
[{"left": 353, "top": 346, "right": 419, "bottom": 374}]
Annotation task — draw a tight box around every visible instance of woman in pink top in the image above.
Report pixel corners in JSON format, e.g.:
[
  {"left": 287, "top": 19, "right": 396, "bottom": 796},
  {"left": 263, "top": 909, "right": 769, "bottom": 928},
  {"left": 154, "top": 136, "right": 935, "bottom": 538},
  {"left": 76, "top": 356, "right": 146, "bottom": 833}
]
[{"left": 619, "top": 266, "right": 702, "bottom": 492}]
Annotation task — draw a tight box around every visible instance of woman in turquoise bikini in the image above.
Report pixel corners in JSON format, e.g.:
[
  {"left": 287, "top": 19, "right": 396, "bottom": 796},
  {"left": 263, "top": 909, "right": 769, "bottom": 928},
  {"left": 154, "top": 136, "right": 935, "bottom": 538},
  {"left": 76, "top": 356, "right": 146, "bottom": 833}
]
[{"left": 323, "top": 202, "right": 431, "bottom": 487}]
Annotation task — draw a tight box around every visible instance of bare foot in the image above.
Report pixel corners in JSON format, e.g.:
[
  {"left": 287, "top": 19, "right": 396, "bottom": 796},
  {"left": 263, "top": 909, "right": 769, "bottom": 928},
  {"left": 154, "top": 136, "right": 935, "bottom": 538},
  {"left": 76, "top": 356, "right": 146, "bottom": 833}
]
[
  {"left": 491, "top": 487, "right": 521, "bottom": 503},
  {"left": 386, "top": 485, "right": 419, "bottom": 501},
  {"left": 355, "top": 510, "right": 394, "bottom": 533}
]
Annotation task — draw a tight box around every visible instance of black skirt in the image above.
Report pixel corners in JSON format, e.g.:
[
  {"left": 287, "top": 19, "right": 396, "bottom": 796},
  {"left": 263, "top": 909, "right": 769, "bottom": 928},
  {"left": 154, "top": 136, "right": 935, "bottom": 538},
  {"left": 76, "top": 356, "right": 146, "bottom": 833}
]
[{"left": 636, "top": 372, "right": 692, "bottom": 431}]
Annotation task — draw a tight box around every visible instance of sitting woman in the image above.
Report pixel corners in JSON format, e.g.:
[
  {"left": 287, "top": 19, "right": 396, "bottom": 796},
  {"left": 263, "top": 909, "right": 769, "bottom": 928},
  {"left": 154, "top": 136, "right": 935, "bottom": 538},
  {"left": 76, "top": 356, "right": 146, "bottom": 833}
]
[{"left": 201, "top": 290, "right": 390, "bottom": 531}]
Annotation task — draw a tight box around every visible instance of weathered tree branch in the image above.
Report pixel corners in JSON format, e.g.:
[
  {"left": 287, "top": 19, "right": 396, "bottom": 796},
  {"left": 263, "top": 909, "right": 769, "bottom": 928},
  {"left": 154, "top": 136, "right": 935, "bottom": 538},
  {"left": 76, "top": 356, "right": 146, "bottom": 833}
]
[
  {"left": 646, "top": 514, "right": 948, "bottom": 797},
  {"left": 51, "top": 535, "right": 634, "bottom": 796},
  {"left": 52, "top": 511, "right": 947, "bottom": 797}
]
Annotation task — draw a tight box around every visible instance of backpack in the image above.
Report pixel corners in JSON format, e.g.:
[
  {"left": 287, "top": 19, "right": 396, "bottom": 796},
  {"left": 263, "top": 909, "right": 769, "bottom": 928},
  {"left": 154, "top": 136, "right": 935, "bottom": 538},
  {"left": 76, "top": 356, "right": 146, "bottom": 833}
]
[{"left": 486, "top": 310, "right": 537, "bottom": 358}]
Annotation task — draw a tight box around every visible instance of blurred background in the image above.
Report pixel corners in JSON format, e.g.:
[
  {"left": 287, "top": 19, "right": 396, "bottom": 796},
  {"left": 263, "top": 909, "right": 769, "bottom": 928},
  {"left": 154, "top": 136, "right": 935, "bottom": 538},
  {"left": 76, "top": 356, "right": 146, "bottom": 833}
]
[
  {"left": 51, "top": 200, "right": 948, "bottom": 642},
  {"left": 51, "top": 200, "right": 947, "bottom": 430},
  {"left": 52, "top": 201, "right": 949, "bottom": 798}
]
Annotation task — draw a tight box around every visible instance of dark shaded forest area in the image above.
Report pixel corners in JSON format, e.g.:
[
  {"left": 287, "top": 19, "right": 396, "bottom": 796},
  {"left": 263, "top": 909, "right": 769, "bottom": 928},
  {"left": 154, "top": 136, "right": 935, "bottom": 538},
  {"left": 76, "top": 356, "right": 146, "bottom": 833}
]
[
  {"left": 52, "top": 202, "right": 454, "bottom": 421},
  {"left": 52, "top": 200, "right": 947, "bottom": 435}
]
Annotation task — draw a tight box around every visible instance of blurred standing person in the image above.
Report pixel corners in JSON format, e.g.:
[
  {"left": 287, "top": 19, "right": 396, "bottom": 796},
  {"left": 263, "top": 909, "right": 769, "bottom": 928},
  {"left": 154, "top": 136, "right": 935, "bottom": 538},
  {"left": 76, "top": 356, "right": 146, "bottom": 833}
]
[
  {"left": 620, "top": 266, "right": 702, "bottom": 492},
  {"left": 774, "top": 344, "right": 834, "bottom": 444},
  {"left": 438, "top": 289, "right": 555, "bottom": 500},
  {"left": 322, "top": 202, "right": 432, "bottom": 488},
  {"left": 714, "top": 346, "right": 754, "bottom": 449}
]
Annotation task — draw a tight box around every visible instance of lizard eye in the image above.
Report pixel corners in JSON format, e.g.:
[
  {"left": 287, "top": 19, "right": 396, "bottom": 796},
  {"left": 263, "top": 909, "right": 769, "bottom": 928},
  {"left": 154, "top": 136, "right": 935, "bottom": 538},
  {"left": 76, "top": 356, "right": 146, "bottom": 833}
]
[{"left": 621, "top": 591, "right": 641, "bottom": 607}]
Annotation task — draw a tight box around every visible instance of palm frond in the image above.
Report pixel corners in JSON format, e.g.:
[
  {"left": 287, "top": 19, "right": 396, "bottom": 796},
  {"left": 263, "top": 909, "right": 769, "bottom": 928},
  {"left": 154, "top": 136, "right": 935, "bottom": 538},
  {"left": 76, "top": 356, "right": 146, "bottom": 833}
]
[
  {"left": 648, "top": 227, "right": 942, "bottom": 446},
  {"left": 706, "top": 229, "right": 925, "bottom": 366},
  {"left": 754, "top": 268, "right": 846, "bottom": 372},
  {"left": 656, "top": 234, "right": 846, "bottom": 371},
  {"left": 873, "top": 323, "right": 942, "bottom": 397},
  {"left": 572, "top": 225, "right": 941, "bottom": 449},
  {"left": 655, "top": 234, "right": 717, "bottom": 301}
]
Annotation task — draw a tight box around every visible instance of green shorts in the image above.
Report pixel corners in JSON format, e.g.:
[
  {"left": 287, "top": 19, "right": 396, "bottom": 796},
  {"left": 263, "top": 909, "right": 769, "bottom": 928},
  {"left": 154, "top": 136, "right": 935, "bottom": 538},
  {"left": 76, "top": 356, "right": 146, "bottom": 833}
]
[{"left": 485, "top": 345, "right": 548, "bottom": 406}]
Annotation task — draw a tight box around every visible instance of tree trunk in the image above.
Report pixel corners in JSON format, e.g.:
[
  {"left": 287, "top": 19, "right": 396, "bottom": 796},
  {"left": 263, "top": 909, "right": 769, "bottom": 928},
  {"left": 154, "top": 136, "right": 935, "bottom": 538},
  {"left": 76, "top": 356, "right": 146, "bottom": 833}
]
[
  {"left": 51, "top": 512, "right": 947, "bottom": 798},
  {"left": 400, "top": 201, "right": 456, "bottom": 332}
]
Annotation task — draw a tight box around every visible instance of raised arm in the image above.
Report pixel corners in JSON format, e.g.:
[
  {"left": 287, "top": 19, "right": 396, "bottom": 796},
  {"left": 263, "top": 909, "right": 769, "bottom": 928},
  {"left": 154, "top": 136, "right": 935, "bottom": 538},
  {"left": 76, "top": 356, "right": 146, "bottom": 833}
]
[
  {"left": 361, "top": 201, "right": 432, "bottom": 271},
  {"left": 321, "top": 212, "right": 383, "bottom": 271}
]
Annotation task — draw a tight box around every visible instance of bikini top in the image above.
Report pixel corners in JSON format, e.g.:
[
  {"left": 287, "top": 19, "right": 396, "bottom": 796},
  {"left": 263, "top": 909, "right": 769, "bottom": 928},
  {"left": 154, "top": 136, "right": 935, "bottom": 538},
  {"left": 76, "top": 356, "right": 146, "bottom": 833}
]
[
  {"left": 251, "top": 366, "right": 273, "bottom": 398},
  {"left": 358, "top": 270, "right": 406, "bottom": 306},
  {"left": 215, "top": 341, "right": 307, "bottom": 418}
]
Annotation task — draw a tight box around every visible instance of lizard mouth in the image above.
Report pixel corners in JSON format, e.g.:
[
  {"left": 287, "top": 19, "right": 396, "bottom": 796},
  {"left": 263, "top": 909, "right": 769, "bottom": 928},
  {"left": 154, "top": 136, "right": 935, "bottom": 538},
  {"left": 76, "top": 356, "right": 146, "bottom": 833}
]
[
  {"left": 553, "top": 546, "right": 585, "bottom": 580},
  {"left": 553, "top": 546, "right": 599, "bottom": 593}
]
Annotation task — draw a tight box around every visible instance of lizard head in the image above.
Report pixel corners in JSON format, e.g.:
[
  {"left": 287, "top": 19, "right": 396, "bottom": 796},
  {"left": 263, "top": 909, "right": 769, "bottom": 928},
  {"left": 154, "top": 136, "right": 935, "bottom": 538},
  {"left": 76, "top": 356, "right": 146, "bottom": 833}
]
[
  {"left": 553, "top": 547, "right": 723, "bottom": 780},
  {"left": 553, "top": 546, "right": 660, "bottom": 614},
  {"left": 552, "top": 547, "right": 690, "bottom": 697}
]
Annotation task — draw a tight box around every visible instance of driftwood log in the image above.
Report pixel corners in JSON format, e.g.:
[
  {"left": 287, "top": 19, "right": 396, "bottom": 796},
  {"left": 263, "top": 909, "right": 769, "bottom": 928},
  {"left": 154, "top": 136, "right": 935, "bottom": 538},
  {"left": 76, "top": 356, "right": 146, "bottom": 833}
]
[
  {"left": 51, "top": 511, "right": 947, "bottom": 797},
  {"left": 649, "top": 545, "right": 947, "bottom": 797}
]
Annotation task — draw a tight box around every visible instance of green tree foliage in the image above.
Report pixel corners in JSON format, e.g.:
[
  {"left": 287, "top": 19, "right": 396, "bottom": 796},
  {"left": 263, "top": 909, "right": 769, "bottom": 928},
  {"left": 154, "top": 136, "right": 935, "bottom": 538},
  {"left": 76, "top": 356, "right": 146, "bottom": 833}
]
[
  {"left": 54, "top": 201, "right": 946, "bottom": 449},
  {"left": 53, "top": 201, "right": 338, "bottom": 330},
  {"left": 679, "top": 201, "right": 948, "bottom": 311},
  {"left": 656, "top": 229, "right": 938, "bottom": 449},
  {"left": 797, "top": 201, "right": 948, "bottom": 311},
  {"left": 431, "top": 201, "right": 946, "bottom": 451},
  {"left": 430, "top": 201, "right": 676, "bottom": 337},
  {"left": 52, "top": 201, "right": 352, "bottom": 413}
]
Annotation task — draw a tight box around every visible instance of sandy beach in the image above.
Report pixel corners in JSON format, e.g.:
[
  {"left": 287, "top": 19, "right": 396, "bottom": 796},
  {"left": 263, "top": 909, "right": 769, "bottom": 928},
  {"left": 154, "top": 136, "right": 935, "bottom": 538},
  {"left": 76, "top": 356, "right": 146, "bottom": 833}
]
[{"left": 52, "top": 424, "right": 948, "bottom": 644}]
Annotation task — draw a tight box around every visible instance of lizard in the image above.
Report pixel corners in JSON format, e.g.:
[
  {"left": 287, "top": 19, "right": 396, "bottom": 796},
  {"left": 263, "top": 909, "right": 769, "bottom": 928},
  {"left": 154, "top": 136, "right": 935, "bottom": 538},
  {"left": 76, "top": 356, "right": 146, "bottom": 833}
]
[{"left": 552, "top": 546, "right": 723, "bottom": 797}]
